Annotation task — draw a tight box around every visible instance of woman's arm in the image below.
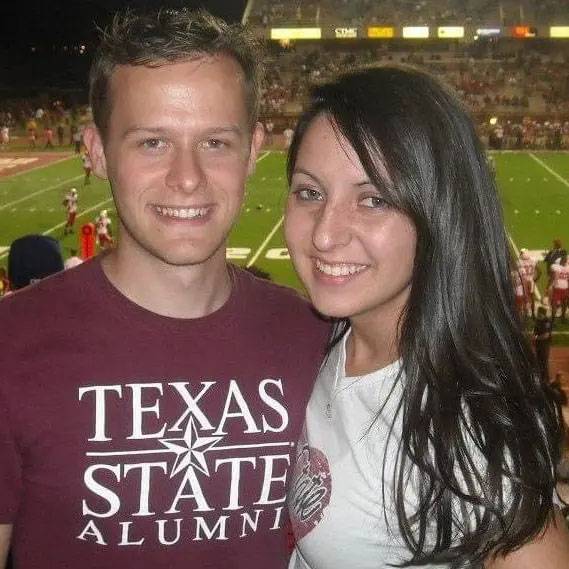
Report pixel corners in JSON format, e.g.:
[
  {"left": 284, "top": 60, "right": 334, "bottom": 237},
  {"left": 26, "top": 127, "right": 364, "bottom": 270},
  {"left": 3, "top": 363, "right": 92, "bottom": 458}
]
[{"left": 485, "top": 510, "right": 569, "bottom": 569}]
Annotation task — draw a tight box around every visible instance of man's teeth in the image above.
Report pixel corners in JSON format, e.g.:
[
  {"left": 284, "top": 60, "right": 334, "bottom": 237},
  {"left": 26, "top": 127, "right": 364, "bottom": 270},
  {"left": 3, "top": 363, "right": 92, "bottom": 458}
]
[
  {"left": 155, "top": 206, "right": 208, "bottom": 219},
  {"left": 315, "top": 259, "right": 366, "bottom": 276}
]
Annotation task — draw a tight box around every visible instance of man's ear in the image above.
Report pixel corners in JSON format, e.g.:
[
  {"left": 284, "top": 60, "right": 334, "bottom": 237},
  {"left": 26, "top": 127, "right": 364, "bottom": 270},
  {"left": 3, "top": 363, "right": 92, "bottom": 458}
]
[
  {"left": 247, "top": 122, "right": 265, "bottom": 176},
  {"left": 83, "top": 125, "right": 108, "bottom": 179}
]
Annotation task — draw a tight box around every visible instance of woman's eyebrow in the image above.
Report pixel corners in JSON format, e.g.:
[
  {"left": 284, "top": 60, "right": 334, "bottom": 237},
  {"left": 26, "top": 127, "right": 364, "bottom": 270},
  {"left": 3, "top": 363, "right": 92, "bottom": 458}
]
[{"left": 291, "top": 167, "right": 324, "bottom": 186}]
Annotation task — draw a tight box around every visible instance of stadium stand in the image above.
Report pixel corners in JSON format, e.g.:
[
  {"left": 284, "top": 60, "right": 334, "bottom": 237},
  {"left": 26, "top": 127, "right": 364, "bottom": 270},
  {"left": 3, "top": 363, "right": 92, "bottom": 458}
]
[{"left": 248, "top": 0, "right": 569, "bottom": 26}]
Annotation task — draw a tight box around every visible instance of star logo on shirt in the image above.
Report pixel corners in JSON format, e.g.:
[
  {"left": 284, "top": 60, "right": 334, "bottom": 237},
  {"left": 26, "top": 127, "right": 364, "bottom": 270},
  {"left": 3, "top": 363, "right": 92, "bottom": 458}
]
[{"left": 159, "top": 417, "right": 223, "bottom": 477}]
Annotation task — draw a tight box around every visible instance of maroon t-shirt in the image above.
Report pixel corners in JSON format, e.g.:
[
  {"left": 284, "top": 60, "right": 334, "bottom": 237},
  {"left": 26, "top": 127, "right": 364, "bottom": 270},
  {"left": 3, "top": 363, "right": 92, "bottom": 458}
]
[{"left": 0, "top": 258, "right": 330, "bottom": 568}]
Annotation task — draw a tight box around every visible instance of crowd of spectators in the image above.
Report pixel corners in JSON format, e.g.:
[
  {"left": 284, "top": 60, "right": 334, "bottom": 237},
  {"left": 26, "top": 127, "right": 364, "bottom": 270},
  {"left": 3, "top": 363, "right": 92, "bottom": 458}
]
[
  {"left": 249, "top": 0, "right": 569, "bottom": 27},
  {"left": 257, "top": 41, "right": 569, "bottom": 147},
  {"left": 0, "top": 97, "right": 90, "bottom": 150}
]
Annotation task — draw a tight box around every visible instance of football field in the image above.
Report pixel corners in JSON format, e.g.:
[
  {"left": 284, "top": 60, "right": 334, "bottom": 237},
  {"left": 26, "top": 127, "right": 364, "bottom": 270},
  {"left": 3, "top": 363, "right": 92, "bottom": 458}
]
[{"left": 1, "top": 149, "right": 569, "bottom": 333}]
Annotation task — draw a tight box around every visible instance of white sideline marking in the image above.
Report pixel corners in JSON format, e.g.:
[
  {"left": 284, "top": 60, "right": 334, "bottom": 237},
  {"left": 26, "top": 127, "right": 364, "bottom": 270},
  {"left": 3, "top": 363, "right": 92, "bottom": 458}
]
[
  {"left": 247, "top": 216, "right": 284, "bottom": 268},
  {"left": 243, "top": 150, "right": 281, "bottom": 268},
  {"left": 0, "top": 174, "right": 83, "bottom": 211},
  {"left": 256, "top": 151, "right": 270, "bottom": 163},
  {"left": 529, "top": 153, "right": 569, "bottom": 189}
]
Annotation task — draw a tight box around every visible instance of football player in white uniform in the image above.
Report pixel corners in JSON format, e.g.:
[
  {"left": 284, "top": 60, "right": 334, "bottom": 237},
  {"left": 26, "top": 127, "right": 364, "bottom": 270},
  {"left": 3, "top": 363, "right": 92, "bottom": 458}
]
[
  {"left": 63, "top": 188, "right": 78, "bottom": 235},
  {"left": 517, "top": 249, "right": 540, "bottom": 318},
  {"left": 95, "top": 209, "right": 113, "bottom": 249},
  {"left": 549, "top": 255, "right": 569, "bottom": 320}
]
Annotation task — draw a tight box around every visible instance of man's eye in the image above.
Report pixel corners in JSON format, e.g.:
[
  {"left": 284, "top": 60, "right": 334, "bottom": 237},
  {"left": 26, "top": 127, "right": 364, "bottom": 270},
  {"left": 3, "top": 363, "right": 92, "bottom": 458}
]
[
  {"left": 203, "top": 139, "right": 227, "bottom": 150},
  {"left": 294, "top": 187, "right": 323, "bottom": 201},
  {"left": 360, "top": 195, "right": 386, "bottom": 209},
  {"left": 141, "top": 138, "right": 166, "bottom": 150}
]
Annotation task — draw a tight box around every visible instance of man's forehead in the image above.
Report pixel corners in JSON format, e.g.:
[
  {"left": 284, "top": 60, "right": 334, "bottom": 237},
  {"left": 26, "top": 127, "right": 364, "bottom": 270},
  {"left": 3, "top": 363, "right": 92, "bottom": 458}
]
[{"left": 109, "top": 54, "right": 246, "bottom": 89}]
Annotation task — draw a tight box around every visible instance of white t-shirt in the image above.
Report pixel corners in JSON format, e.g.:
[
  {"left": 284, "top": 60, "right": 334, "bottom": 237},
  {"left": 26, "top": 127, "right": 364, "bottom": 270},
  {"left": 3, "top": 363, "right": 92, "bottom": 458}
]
[
  {"left": 288, "top": 334, "right": 500, "bottom": 569},
  {"left": 289, "top": 335, "right": 441, "bottom": 569},
  {"left": 551, "top": 263, "right": 569, "bottom": 290},
  {"left": 64, "top": 256, "right": 83, "bottom": 270}
]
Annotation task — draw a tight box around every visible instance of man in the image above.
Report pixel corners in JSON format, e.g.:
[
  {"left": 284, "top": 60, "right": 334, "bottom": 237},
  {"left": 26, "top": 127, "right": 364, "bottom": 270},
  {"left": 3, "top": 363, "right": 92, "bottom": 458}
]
[
  {"left": 6, "top": 234, "right": 64, "bottom": 290},
  {"left": 72, "top": 125, "right": 82, "bottom": 153},
  {"left": 517, "top": 248, "right": 540, "bottom": 318},
  {"left": 44, "top": 126, "right": 54, "bottom": 149},
  {"left": 549, "top": 255, "right": 569, "bottom": 320},
  {"left": 544, "top": 239, "right": 567, "bottom": 274},
  {"left": 0, "top": 9, "right": 329, "bottom": 569},
  {"left": 0, "top": 125, "right": 8, "bottom": 150},
  {"left": 264, "top": 119, "right": 274, "bottom": 146},
  {"left": 283, "top": 124, "right": 294, "bottom": 149},
  {"left": 57, "top": 123, "right": 66, "bottom": 146},
  {"left": 63, "top": 187, "right": 78, "bottom": 235},
  {"left": 94, "top": 209, "right": 113, "bottom": 249},
  {"left": 82, "top": 150, "right": 92, "bottom": 185}
]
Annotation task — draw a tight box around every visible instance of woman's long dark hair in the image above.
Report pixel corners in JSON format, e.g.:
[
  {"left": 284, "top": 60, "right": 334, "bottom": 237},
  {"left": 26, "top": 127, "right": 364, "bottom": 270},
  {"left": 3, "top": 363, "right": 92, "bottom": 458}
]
[{"left": 287, "top": 65, "right": 563, "bottom": 567}]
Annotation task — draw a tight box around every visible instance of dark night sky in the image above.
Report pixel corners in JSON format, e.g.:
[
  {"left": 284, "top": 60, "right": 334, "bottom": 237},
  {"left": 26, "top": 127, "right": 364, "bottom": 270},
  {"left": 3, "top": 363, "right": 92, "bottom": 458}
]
[
  {"left": 0, "top": 1, "right": 247, "bottom": 95},
  {"left": 1, "top": 0, "right": 246, "bottom": 46}
]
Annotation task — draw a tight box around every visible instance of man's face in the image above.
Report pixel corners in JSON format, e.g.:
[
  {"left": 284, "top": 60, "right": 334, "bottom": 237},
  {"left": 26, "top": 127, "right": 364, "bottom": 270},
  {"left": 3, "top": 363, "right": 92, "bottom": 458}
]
[{"left": 86, "top": 55, "right": 263, "bottom": 268}]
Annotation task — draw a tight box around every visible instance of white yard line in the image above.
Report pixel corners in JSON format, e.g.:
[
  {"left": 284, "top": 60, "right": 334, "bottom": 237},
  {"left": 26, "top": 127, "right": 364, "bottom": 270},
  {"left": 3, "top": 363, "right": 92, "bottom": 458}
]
[
  {"left": 246, "top": 216, "right": 284, "bottom": 268},
  {"left": 0, "top": 174, "right": 83, "bottom": 211},
  {"left": 0, "top": 197, "right": 113, "bottom": 261},
  {"left": 256, "top": 150, "right": 270, "bottom": 163},
  {"left": 242, "top": 150, "right": 281, "bottom": 267},
  {"left": 0, "top": 154, "right": 75, "bottom": 179},
  {"left": 529, "top": 153, "right": 569, "bottom": 189}
]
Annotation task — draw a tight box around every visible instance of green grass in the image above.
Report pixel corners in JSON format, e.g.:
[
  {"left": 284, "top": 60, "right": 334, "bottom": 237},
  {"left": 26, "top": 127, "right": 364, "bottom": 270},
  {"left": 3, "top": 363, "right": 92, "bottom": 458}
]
[{"left": 1, "top": 149, "right": 569, "bottom": 341}]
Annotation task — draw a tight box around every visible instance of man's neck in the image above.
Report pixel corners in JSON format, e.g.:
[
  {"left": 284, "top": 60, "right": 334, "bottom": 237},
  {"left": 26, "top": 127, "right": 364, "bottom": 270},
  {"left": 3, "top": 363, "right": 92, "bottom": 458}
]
[{"left": 101, "top": 248, "right": 232, "bottom": 319}]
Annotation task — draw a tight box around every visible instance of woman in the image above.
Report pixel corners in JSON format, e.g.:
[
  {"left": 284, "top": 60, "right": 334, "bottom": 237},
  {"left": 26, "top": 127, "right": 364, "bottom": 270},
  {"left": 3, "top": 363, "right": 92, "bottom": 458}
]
[{"left": 284, "top": 66, "right": 569, "bottom": 568}]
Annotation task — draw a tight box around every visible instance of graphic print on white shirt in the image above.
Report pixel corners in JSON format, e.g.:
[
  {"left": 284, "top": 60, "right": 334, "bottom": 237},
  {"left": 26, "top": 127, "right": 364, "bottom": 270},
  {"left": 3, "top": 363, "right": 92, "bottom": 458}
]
[
  {"left": 287, "top": 335, "right": 413, "bottom": 569},
  {"left": 289, "top": 433, "right": 332, "bottom": 541}
]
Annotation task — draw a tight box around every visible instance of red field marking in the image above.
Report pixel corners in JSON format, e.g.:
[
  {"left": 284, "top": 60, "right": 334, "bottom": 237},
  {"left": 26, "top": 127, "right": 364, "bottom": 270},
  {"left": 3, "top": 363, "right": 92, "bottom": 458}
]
[{"left": 0, "top": 152, "right": 73, "bottom": 178}]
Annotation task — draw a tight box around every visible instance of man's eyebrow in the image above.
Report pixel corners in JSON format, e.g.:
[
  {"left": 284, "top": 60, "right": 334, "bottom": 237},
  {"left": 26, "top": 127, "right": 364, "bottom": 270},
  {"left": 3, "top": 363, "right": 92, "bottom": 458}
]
[
  {"left": 122, "top": 126, "right": 168, "bottom": 138},
  {"left": 121, "top": 125, "right": 244, "bottom": 138}
]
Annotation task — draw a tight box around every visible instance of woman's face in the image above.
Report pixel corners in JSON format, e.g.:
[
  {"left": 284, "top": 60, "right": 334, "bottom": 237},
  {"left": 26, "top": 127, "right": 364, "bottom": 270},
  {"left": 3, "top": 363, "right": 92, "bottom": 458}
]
[{"left": 285, "top": 115, "right": 416, "bottom": 328}]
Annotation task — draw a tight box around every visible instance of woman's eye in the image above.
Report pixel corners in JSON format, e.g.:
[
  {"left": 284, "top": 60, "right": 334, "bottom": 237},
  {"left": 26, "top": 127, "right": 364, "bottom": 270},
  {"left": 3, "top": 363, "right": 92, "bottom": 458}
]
[
  {"left": 295, "top": 187, "right": 323, "bottom": 201},
  {"left": 360, "top": 195, "right": 386, "bottom": 209}
]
